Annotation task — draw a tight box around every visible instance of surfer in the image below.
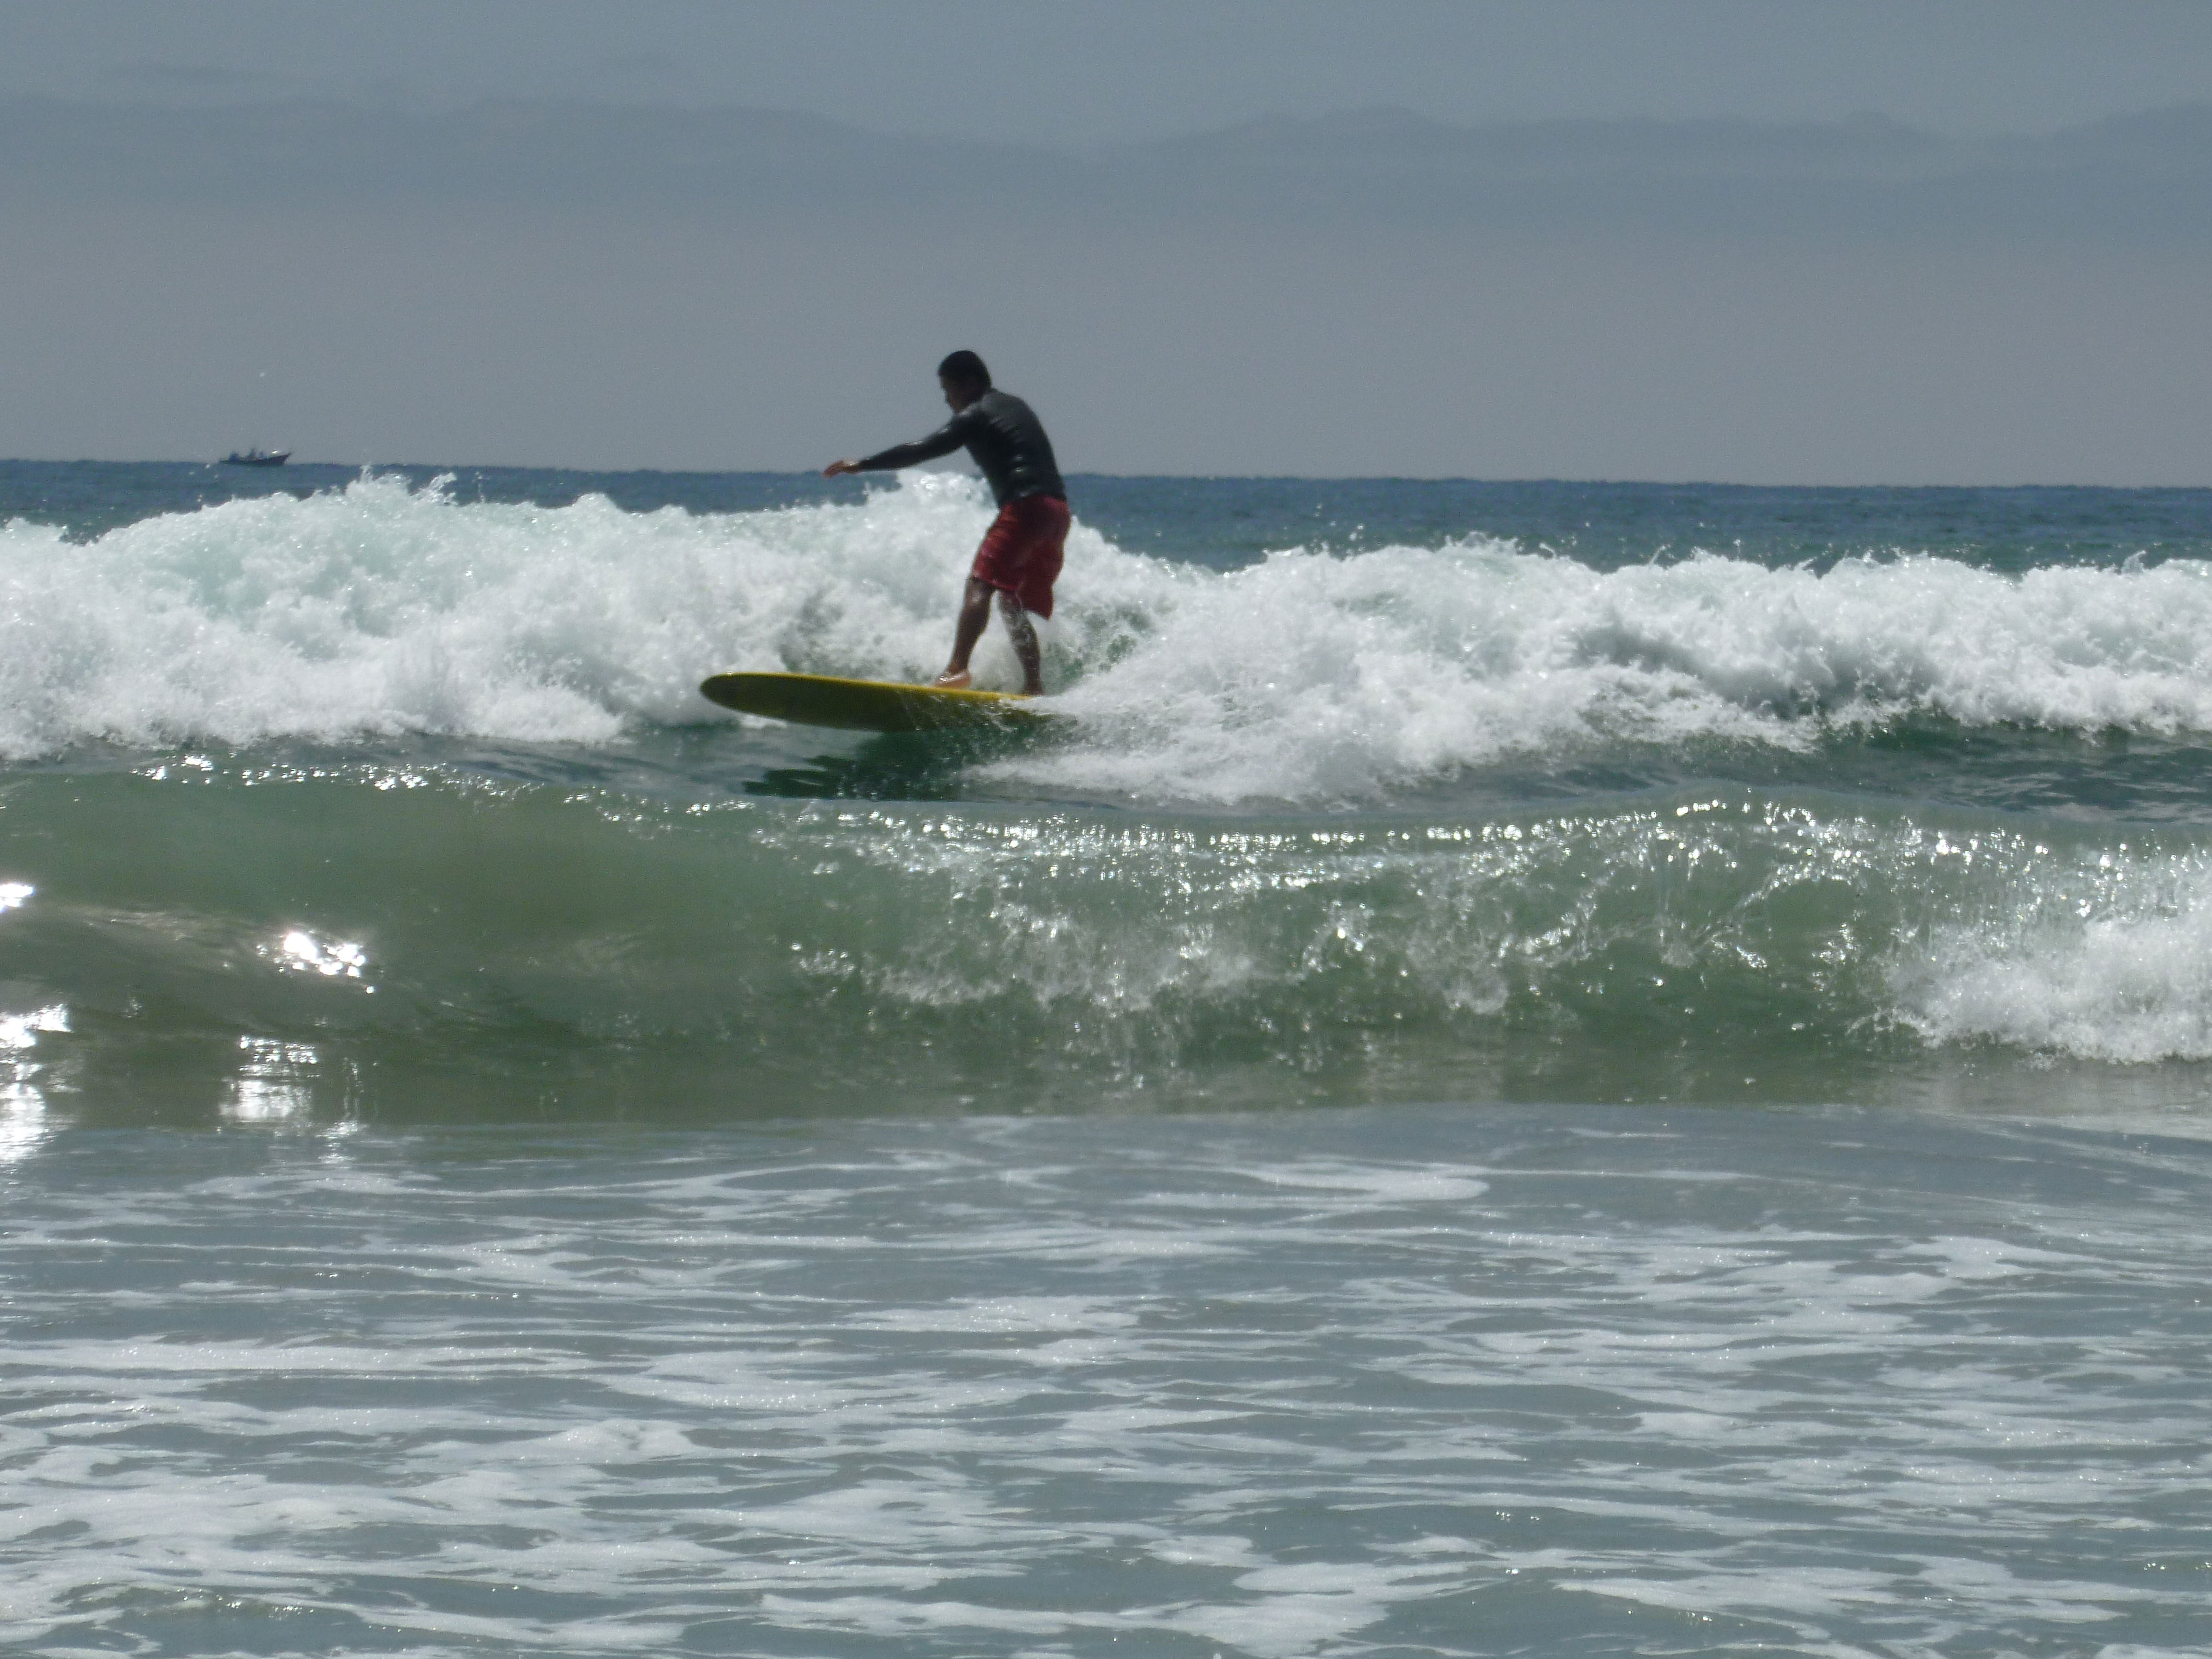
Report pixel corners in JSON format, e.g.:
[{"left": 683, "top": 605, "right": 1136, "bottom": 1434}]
[{"left": 824, "top": 351, "right": 1067, "bottom": 696}]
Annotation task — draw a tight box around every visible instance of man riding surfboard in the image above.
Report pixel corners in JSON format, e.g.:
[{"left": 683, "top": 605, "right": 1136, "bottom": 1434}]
[{"left": 824, "top": 351, "right": 1068, "bottom": 696}]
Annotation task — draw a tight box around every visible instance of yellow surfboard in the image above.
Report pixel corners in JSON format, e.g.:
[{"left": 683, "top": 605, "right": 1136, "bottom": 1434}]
[{"left": 699, "top": 671, "right": 1057, "bottom": 733}]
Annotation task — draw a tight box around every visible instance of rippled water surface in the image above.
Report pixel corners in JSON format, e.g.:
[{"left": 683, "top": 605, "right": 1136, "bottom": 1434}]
[{"left": 7, "top": 1106, "right": 2210, "bottom": 1658}]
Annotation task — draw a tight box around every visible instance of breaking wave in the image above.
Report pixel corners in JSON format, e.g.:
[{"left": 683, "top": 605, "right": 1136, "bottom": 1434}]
[
  {"left": 5, "top": 768, "right": 2212, "bottom": 1124},
  {"left": 6, "top": 471, "right": 2212, "bottom": 803}
]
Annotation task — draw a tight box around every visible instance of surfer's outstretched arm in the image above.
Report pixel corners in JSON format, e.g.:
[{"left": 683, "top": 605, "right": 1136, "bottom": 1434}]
[{"left": 825, "top": 414, "right": 974, "bottom": 479}]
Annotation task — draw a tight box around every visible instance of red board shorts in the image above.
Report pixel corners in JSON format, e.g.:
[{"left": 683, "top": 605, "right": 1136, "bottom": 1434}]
[{"left": 970, "top": 493, "right": 1070, "bottom": 620}]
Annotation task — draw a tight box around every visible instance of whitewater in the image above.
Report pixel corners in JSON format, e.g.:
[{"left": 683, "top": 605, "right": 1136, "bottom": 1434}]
[
  {"left": 2, "top": 461, "right": 2209, "bottom": 1658},
  {"left": 8, "top": 469, "right": 2212, "bottom": 799}
]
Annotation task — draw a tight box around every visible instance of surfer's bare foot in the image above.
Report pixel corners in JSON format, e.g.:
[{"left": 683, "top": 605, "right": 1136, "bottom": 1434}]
[{"left": 932, "top": 669, "right": 972, "bottom": 690}]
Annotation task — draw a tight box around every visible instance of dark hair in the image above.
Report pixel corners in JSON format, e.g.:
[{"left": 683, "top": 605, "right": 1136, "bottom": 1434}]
[{"left": 937, "top": 349, "right": 991, "bottom": 388}]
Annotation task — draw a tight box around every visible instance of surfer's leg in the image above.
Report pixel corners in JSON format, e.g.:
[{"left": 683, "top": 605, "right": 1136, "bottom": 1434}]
[
  {"left": 936, "top": 578, "right": 993, "bottom": 689},
  {"left": 995, "top": 588, "right": 1045, "bottom": 695}
]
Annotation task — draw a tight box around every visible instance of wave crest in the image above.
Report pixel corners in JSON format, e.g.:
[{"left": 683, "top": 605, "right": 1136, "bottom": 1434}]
[{"left": 6, "top": 474, "right": 2212, "bottom": 803}]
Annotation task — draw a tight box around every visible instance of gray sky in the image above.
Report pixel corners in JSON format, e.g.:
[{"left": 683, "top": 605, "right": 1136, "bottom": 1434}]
[
  {"left": 1, "top": 2, "right": 2208, "bottom": 483},
  {"left": 8, "top": 0, "right": 2212, "bottom": 143}
]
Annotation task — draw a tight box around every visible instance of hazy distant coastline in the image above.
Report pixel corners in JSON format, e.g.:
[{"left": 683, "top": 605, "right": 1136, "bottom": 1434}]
[
  {"left": 4, "top": 95, "right": 2205, "bottom": 482},
  {"left": 5, "top": 96, "right": 2209, "bottom": 241}
]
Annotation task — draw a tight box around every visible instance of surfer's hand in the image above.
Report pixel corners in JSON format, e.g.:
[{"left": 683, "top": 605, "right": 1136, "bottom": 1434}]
[{"left": 822, "top": 459, "right": 860, "bottom": 478}]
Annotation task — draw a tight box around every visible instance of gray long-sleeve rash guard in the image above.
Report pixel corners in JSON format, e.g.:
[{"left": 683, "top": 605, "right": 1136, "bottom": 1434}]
[{"left": 855, "top": 389, "right": 1065, "bottom": 507}]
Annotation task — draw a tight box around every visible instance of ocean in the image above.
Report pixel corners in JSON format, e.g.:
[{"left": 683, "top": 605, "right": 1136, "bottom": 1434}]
[{"left": 2, "top": 460, "right": 2208, "bottom": 1656}]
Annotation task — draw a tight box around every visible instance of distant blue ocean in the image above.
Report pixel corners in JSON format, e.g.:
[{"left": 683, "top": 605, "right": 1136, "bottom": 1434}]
[{"left": 4, "top": 460, "right": 2209, "bottom": 1656}]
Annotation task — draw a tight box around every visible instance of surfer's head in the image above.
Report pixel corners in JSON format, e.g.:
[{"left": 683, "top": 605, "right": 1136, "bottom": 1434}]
[{"left": 938, "top": 350, "right": 990, "bottom": 410}]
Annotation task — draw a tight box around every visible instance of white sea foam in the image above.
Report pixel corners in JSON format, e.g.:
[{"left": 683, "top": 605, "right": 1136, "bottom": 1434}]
[
  {"left": 1890, "top": 847, "right": 2212, "bottom": 1062},
  {"left": 9, "top": 474, "right": 2212, "bottom": 800},
  {"left": 0, "top": 469, "right": 1030, "bottom": 758},
  {"left": 1024, "top": 530, "right": 2212, "bottom": 801},
  {"left": 6, "top": 1111, "right": 2204, "bottom": 1658}
]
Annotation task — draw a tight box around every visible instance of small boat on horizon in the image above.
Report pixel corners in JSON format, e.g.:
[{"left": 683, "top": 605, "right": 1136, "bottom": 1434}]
[{"left": 221, "top": 448, "right": 291, "bottom": 467}]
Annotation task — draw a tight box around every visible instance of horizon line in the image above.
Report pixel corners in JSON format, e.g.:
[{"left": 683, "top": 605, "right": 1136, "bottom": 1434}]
[{"left": 4, "top": 457, "right": 2207, "bottom": 493}]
